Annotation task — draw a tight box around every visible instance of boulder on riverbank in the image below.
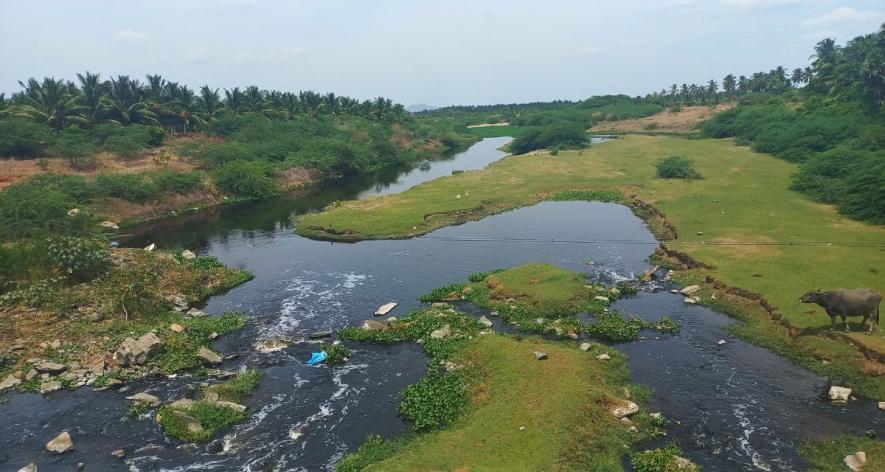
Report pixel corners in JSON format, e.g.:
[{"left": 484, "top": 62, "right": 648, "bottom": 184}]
[
  {"left": 844, "top": 451, "right": 866, "bottom": 471},
  {"left": 611, "top": 401, "right": 639, "bottom": 419},
  {"left": 197, "top": 346, "right": 223, "bottom": 364},
  {"left": 127, "top": 392, "right": 161, "bottom": 406},
  {"left": 113, "top": 332, "right": 162, "bottom": 366},
  {"left": 829, "top": 385, "right": 852, "bottom": 402}
]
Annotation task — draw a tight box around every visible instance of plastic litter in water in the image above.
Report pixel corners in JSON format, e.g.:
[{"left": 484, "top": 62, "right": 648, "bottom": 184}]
[{"left": 307, "top": 351, "right": 328, "bottom": 366}]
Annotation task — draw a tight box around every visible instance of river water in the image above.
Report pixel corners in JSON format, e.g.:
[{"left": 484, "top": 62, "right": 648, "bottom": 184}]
[{"left": 1, "top": 137, "right": 880, "bottom": 472}]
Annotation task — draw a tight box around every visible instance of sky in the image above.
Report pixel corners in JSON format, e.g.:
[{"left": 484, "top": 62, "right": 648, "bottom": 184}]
[{"left": 1, "top": 0, "right": 883, "bottom": 106}]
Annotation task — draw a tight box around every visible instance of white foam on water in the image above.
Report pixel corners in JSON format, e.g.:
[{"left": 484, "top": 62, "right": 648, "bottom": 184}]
[
  {"left": 263, "top": 271, "right": 369, "bottom": 338},
  {"left": 733, "top": 403, "right": 774, "bottom": 471}
]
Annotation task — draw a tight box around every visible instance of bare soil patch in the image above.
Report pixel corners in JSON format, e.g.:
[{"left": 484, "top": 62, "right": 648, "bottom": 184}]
[{"left": 591, "top": 103, "right": 734, "bottom": 133}]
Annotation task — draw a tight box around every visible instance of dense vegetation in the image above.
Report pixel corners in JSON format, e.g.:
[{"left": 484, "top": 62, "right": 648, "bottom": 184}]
[
  {"left": 656, "top": 155, "right": 702, "bottom": 180},
  {"left": 700, "top": 26, "right": 885, "bottom": 223}
]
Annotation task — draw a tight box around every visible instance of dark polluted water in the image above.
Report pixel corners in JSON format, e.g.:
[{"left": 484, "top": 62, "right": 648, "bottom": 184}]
[{"left": 0, "top": 138, "right": 879, "bottom": 472}]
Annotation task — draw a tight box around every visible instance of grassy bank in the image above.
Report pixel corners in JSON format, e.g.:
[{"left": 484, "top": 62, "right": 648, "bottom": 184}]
[
  {"left": 337, "top": 300, "right": 666, "bottom": 470},
  {"left": 298, "top": 135, "right": 885, "bottom": 397}
]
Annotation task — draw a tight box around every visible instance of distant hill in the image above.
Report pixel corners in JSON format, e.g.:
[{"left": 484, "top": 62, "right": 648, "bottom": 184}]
[{"left": 407, "top": 104, "right": 436, "bottom": 113}]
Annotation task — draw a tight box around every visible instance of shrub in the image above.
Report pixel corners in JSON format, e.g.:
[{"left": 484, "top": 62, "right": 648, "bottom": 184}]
[
  {"left": 335, "top": 435, "right": 403, "bottom": 472},
  {"left": 46, "top": 237, "right": 110, "bottom": 282},
  {"left": 510, "top": 124, "right": 589, "bottom": 154},
  {"left": 0, "top": 118, "right": 51, "bottom": 157},
  {"left": 655, "top": 155, "right": 702, "bottom": 179},
  {"left": 631, "top": 443, "right": 696, "bottom": 472},
  {"left": 206, "top": 369, "right": 262, "bottom": 402},
  {"left": 94, "top": 124, "right": 165, "bottom": 158},
  {"left": 586, "top": 312, "right": 643, "bottom": 342},
  {"left": 0, "top": 179, "right": 91, "bottom": 240},
  {"left": 51, "top": 126, "right": 100, "bottom": 169},
  {"left": 323, "top": 343, "right": 351, "bottom": 365},
  {"left": 399, "top": 372, "right": 468, "bottom": 431},
  {"left": 26, "top": 173, "right": 96, "bottom": 202},
  {"left": 151, "top": 171, "right": 204, "bottom": 194},
  {"left": 95, "top": 173, "right": 155, "bottom": 202},
  {"left": 212, "top": 161, "right": 279, "bottom": 199}
]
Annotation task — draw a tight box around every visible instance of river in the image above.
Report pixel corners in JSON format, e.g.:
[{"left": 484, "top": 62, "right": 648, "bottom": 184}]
[{"left": 0, "top": 137, "right": 879, "bottom": 472}]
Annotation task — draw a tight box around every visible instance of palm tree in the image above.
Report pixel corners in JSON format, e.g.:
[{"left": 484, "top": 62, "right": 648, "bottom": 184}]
[
  {"left": 706, "top": 79, "right": 718, "bottom": 104},
  {"left": 6, "top": 77, "right": 87, "bottom": 129},
  {"left": 108, "top": 75, "right": 155, "bottom": 125},
  {"left": 198, "top": 85, "right": 225, "bottom": 120},
  {"left": 223, "top": 87, "right": 245, "bottom": 114},
  {"left": 723, "top": 74, "right": 736, "bottom": 98},
  {"left": 76, "top": 71, "right": 115, "bottom": 126},
  {"left": 790, "top": 68, "right": 806, "bottom": 86}
]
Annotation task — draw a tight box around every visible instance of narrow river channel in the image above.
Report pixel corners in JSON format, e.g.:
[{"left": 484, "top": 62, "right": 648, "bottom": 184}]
[{"left": 1, "top": 137, "right": 879, "bottom": 471}]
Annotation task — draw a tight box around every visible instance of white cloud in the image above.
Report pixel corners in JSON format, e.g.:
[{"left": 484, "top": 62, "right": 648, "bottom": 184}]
[
  {"left": 114, "top": 29, "right": 148, "bottom": 42},
  {"left": 803, "top": 6, "right": 884, "bottom": 26}
]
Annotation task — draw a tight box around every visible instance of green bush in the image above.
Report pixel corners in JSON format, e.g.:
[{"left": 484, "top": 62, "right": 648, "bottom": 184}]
[
  {"left": 399, "top": 372, "right": 468, "bottom": 431},
  {"left": 335, "top": 435, "right": 404, "bottom": 472},
  {"left": 25, "top": 173, "right": 96, "bottom": 202},
  {"left": 151, "top": 171, "right": 204, "bottom": 194},
  {"left": 323, "top": 343, "right": 351, "bottom": 365},
  {"left": 0, "top": 118, "right": 51, "bottom": 157},
  {"left": 631, "top": 443, "right": 696, "bottom": 471},
  {"left": 655, "top": 155, "right": 702, "bottom": 179},
  {"left": 94, "top": 124, "right": 165, "bottom": 158},
  {"left": 586, "top": 312, "right": 643, "bottom": 342},
  {"left": 510, "top": 124, "right": 589, "bottom": 154},
  {"left": 46, "top": 237, "right": 110, "bottom": 282},
  {"left": 0, "top": 179, "right": 91, "bottom": 240},
  {"left": 212, "top": 161, "right": 279, "bottom": 199},
  {"left": 95, "top": 173, "right": 156, "bottom": 202}
]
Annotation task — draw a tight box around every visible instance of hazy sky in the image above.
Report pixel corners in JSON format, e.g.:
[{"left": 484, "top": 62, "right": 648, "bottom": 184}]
[{"left": 1, "top": 0, "right": 882, "bottom": 106}]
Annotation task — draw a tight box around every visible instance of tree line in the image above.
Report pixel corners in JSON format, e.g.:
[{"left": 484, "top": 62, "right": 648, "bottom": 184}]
[{"left": 0, "top": 73, "right": 408, "bottom": 133}]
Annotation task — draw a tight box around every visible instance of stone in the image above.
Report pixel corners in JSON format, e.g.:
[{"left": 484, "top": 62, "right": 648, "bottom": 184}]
[
  {"left": 169, "top": 323, "right": 185, "bottom": 333},
  {"left": 84, "top": 358, "right": 107, "bottom": 375},
  {"left": 683, "top": 297, "right": 699, "bottom": 304},
  {"left": 206, "top": 439, "right": 224, "bottom": 454},
  {"left": 829, "top": 386, "right": 852, "bottom": 402},
  {"left": 0, "top": 374, "right": 21, "bottom": 391},
  {"left": 534, "top": 351, "right": 548, "bottom": 360},
  {"left": 208, "top": 332, "right": 219, "bottom": 340},
  {"left": 197, "top": 346, "right": 223, "bottom": 365},
  {"left": 594, "top": 296, "right": 610, "bottom": 302},
  {"left": 309, "top": 330, "right": 332, "bottom": 339},
  {"left": 650, "top": 412, "right": 663, "bottom": 421},
  {"left": 680, "top": 285, "right": 701, "bottom": 296},
  {"left": 203, "top": 391, "right": 220, "bottom": 403},
  {"left": 878, "top": 401, "right": 885, "bottom": 411},
  {"left": 478, "top": 316, "right": 493, "bottom": 328},
  {"left": 111, "top": 449, "right": 125, "bottom": 458},
  {"left": 45, "top": 431, "right": 74, "bottom": 453},
  {"left": 99, "top": 220, "right": 120, "bottom": 230},
  {"left": 374, "top": 302, "right": 398, "bottom": 316},
  {"left": 144, "top": 243, "right": 156, "bottom": 252},
  {"left": 629, "top": 426, "right": 638, "bottom": 433},
  {"left": 126, "top": 392, "right": 161, "bottom": 406},
  {"left": 670, "top": 289, "right": 679, "bottom": 294},
  {"left": 844, "top": 451, "right": 866, "bottom": 472},
  {"left": 18, "top": 464, "right": 37, "bottom": 472},
  {"left": 256, "top": 338, "right": 289, "bottom": 352},
  {"left": 611, "top": 401, "right": 640, "bottom": 419},
  {"left": 187, "top": 308, "right": 206, "bottom": 317},
  {"left": 717, "top": 339, "right": 727, "bottom": 346},
  {"left": 361, "top": 320, "right": 388, "bottom": 331},
  {"left": 579, "top": 342, "right": 592, "bottom": 352},
  {"left": 430, "top": 324, "right": 452, "bottom": 339},
  {"left": 34, "top": 361, "right": 66, "bottom": 374},
  {"left": 443, "top": 361, "right": 462, "bottom": 372},
  {"left": 489, "top": 310, "right": 499, "bottom": 317},
  {"left": 181, "top": 250, "right": 197, "bottom": 260},
  {"left": 674, "top": 456, "right": 698, "bottom": 470},
  {"left": 40, "top": 381, "right": 62, "bottom": 393},
  {"left": 597, "top": 353, "right": 611, "bottom": 361},
  {"left": 431, "top": 302, "right": 449, "bottom": 308},
  {"left": 170, "top": 398, "right": 195, "bottom": 409},
  {"left": 50, "top": 339, "right": 61, "bottom": 349},
  {"left": 25, "top": 369, "right": 38, "bottom": 381},
  {"left": 114, "top": 332, "right": 162, "bottom": 366},
  {"left": 215, "top": 400, "right": 247, "bottom": 412},
  {"left": 165, "top": 294, "right": 188, "bottom": 311}
]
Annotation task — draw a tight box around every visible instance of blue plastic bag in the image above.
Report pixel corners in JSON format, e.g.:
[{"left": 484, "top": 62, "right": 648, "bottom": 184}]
[{"left": 307, "top": 351, "right": 327, "bottom": 366}]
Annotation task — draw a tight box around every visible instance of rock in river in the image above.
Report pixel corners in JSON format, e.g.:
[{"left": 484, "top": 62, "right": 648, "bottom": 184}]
[
  {"left": 45, "top": 431, "right": 74, "bottom": 453},
  {"left": 126, "top": 392, "right": 161, "bottom": 406},
  {"left": 114, "top": 332, "right": 162, "bottom": 366},
  {"left": 18, "top": 464, "right": 37, "bottom": 472},
  {"left": 478, "top": 316, "right": 493, "bottom": 328},
  {"left": 829, "top": 385, "right": 852, "bottom": 402},
  {"left": 361, "top": 320, "right": 388, "bottom": 331},
  {"left": 197, "top": 346, "right": 223, "bottom": 365}
]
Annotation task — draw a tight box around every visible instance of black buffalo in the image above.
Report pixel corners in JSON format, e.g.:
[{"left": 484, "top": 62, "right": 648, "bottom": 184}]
[{"left": 800, "top": 288, "right": 881, "bottom": 333}]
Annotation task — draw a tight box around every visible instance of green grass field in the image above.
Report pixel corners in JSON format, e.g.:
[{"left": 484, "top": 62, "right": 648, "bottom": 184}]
[{"left": 299, "top": 135, "right": 885, "bottom": 396}]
